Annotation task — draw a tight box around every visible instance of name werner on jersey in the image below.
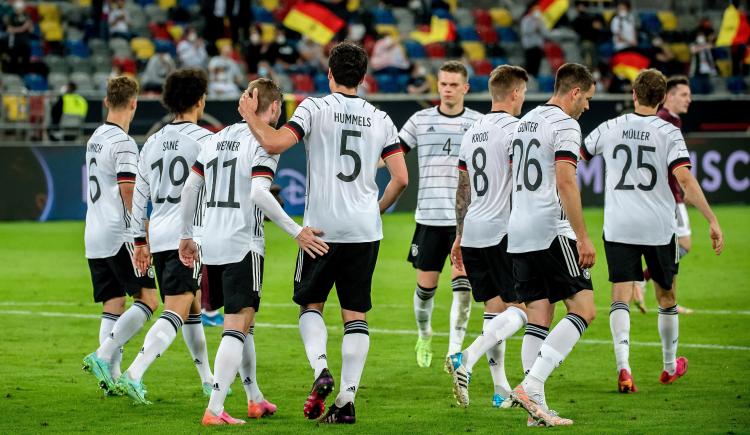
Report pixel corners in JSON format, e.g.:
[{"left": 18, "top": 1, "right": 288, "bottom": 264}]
[
  {"left": 622, "top": 129, "right": 650, "bottom": 141},
  {"left": 334, "top": 112, "right": 372, "bottom": 127},
  {"left": 216, "top": 140, "right": 240, "bottom": 151}
]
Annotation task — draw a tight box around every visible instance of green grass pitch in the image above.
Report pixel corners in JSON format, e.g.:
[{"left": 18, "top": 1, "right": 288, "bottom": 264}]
[{"left": 0, "top": 207, "right": 748, "bottom": 434}]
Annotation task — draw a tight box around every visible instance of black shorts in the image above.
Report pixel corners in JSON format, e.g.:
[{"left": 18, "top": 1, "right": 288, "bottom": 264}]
[
  {"left": 152, "top": 250, "right": 201, "bottom": 297},
  {"left": 204, "top": 250, "right": 263, "bottom": 314},
  {"left": 294, "top": 241, "right": 380, "bottom": 313},
  {"left": 461, "top": 236, "right": 520, "bottom": 303},
  {"left": 603, "top": 235, "right": 679, "bottom": 290},
  {"left": 512, "top": 236, "right": 594, "bottom": 304},
  {"left": 407, "top": 223, "right": 455, "bottom": 272},
  {"left": 88, "top": 243, "right": 156, "bottom": 303}
]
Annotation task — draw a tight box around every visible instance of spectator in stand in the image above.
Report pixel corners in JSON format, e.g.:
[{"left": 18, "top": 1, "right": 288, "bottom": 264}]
[
  {"left": 297, "top": 37, "right": 328, "bottom": 75},
  {"left": 177, "top": 27, "right": 209, "bottom": 69},
  {"left": 228, "top": 0, "right": 251, "bottom": 44},
  {"left": 572, "top": 1, "right": 609, "bottom": 70},
  {"left": 49, "top": 82, "right": 89, "bottom": 141},
  {"left": 200, "top": 0, "right": 226, "bottom": 56},
  {"left": 269, "top": 29, "right": 300, "bottom": 72},
  {"left": 520, "top": 6, "right": 548, "bottom": 77},
  {"left": 108, "top": 0, "right": 131, "bottom": 40},
  {"left": 207, "top": 44, "right": 243, "bottom": 98},
  {"left": 141, "top": 47, "right": 176, "bottom": 93},
  {"left": 2, "top": 0, "right": 32, "bottom": 74},
  {"left": 690, "top": 23, "right": 717, "bottom": 94},
  {"left": 244, "top": 26, "right": 262, "bottom": 74},
  {"left": 407, "top": 62, "right": 430, "bottom": 94},
  {"left": 611, "top": 0, "right": 636, "bottom": 51},
  {"left": 371, "top": 34, "right": 410, "bottom": 75},
  {"left": 651, "top": 37, "right": 684, "bottom": 77}
]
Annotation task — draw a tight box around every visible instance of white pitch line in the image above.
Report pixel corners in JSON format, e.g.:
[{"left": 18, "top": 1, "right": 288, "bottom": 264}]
[{"left": 2, "top": 308, "right": 749, "bottom": 352}]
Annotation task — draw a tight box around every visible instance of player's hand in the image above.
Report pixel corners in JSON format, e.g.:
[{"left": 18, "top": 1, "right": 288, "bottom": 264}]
[
  {"left": 133, "top": 244, "right": 152, "bottom": 275},
  {"left": 576, "top": 236, "right": 596, "bottom": 269},
  {"left": 238, "top": 88, "right": 259, "bottom": 123},
  {"left": 450, "top": 237, "right": 464, "bottom": 270},
  {"left": 296, "top": 226, "right": 329, "bottom": 259},
  {"left": 179, "top": 238, "right": 199, "bottom": 268},
  {"left": 709, "top": 220, "right": 724, "bottom": 255}
]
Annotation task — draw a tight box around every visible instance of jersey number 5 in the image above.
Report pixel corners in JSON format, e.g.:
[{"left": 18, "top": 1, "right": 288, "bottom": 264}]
[{"left": 337, "top": 129, "right": 362, "bottom": 182}]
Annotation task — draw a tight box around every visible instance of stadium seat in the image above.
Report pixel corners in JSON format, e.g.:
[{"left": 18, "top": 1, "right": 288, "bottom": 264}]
[
  {"left": 404, "top": 40, "right": 426, "bottom": 59},
  {"left": 597, "top": 41, "right": 615, "bottom": 60},
  {"left": 453, "top": 8, "right": 473, "bottom": 27},
  {"left": 425, "top": 43, "right": 446, "bottom": 58},
  {"left": 65, "top": 39, "right": 89, "bottom": 58},
  {"left": 93, "top": 72, "right": 111, "bottom": 90},
  {"left": 727, "top": 76, "right": 747, "bottom": 94},
  {"left": 91, "top": 53, "right": 113, "bottom": 73},
  {"left": 543, "top": 41, "right": 565, "bottom": 72},
  {"left": 154, "top": 39, "right": 176, "bottom": 56},
  {"left": 669, "top": 43, "right": 690, "bottom": 63},
  {"left": 113, "top": 56, "right": 138, "bottom": 75},
  {"left": 639, "top": 12, "right": 661, "bottom": 34},
  {"left": 457, "top": 26, "right": 479, "bottom": 41},
  {"left": 476, "top": 25, "right": 498, "bottom": 44},
  {"left": 395, "top": 73, "right": 410, "bottom": 93},
  {"left": 131, "top": 37, "right": 156, "bottom": 60},
  {"left": 68, "top": 57, "right": 93, "bottom": 74},
  {"left": 48, "top": 72, "right": 69, "bottom": 91},
  {"left": 490, "top": 57, "right": 509, "bottom": 67},
  {"left": 260, "top": 23, "right": 276, "bottom": 43},
  {"left": 23, "top": 74, "right": 48, "bottom": 91},
  {"left": 158, "top": 0, "right": 176, "bottom": 9},
  {"left": 1, "top": 73, "right": 26, "bottom": 92},
  {"left": 468, "top": 75, "right": 488, "bottom": 93},
  {"left": 40, "top": 20, "right": 64, "bottom": 42},
  {"left": 362, "top": 74, "right": 378, "bottom": 93},
  {"left": 29, "top": 40, "right": 45, "bottom": 58},
  {"left": 497, "top": 27, "right": 518, "bottom": 43},
  {"left": 538, "top": 75, "right": 555, "bottom": 92},
  {"left": 291, "top": 74, "right": 315, "bottom": 94},
  {"left": 88, "top": 38, "right": 109, "bottom": 55},
  {"left": 461, "top": 42, "right": 486, "bottom": 61},
  {"left": 657, "top": 11, "right": 678, "bottom": 31},
  {"left": 470, "top": 59, "right": 492, "bottom": 76},
  {"left": 433, "top": 9, "right": 452, "bottom": 19},
  {"left": 376, "top": 24, "right": 399, "bottom": 38},
  {"left": 38, "top": 2, "right": 60, "bottom": 22},
  {"left": 149, "top": 22, "right": 172, "bottom": 40},
  {"left": 179, "top": 0, "right": 198, "bottom": 8},
  {"left": 490, "top": 8, "right": 512, "bottom": 27},
  {"left": 252, "top": 6, "right": 275, "bottom": 23},
  {"left": 374, "top": 74, "right": 398, "bottom": 93},
  {"left": 373, "top": 7, "right": 396, "bottom": 25},
  {"left": 392, "top": 7, "right": 414, "bottom": 27},
  {"left": 314, "top": 73, "right": 329, "bottom": 93},
  {"left": 472, "top": 9, "right": 492, "bottom": 27}
]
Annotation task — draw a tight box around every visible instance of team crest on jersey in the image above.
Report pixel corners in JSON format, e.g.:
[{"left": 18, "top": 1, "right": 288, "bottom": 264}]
[
  {"left": 582, "top": 268, "right": 591, "bottom": 279},
  {"left": 147, "top": 266, "right": 155, "bottom": 279},
  {"left": 411, "top": 244, "right": 419, "bottom": 257}
]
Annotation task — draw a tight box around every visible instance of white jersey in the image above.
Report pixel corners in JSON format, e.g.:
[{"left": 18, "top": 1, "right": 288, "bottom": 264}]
[
  {"left": 458, "top": 111, "right": 518, "bottom": 248},
  {"left": 132, "top": 122, "right": 213, "bottom": 252},
  {"left": 84, "top": 122, "right": 139, "bottom": 259},
  {"left": 192, "top": 122, "right": 279, "bottom": 264},
  {"left": 582, "top": 113, "right": 691, "bottom": 245},
  {"left": 284, "top": 93, "right": 402, "bottom": 243},
  {"left": 507, "top": 104, "right": 580, "bottom": 253},
  {"left": 399, "top": 106, "right": 482, "bottom": 226}
]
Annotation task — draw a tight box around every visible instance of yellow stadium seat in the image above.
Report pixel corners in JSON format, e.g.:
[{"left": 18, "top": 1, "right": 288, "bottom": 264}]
[
  {"left": 602, "top": 10, "right": 615, "bottom": 24},
  {"left": 715, "top": 59, "right": 732, "bottom": 77},
  {"left": 159, "top": 0, "right": 176, "bottom": 10},
  {"left": 426, "top": 73, "right": 437, "bottom": 94},
  {"left": 40, "top": 21, "right": 63, "bottom": 42},
  {"left": 167, "top": 24, "right": 183, "bottom": 41},
  {"left": 375, "top": 24, "right": 399, "bottom": 38},
  {"left": 657, "top": 11, "right": 677, "bottom": 31},
  {"left": 131, "top": 37, "right": 155, "bottom": 60},
  {"left": 669, "top": 43, "right": 690, "bottom": 63},
  {"left": 260, "top": 0, "right": 279, "bottom": 10},
  {"left": 215, "top": 38, "right": 233, "bottom": 52},
  {"left": 461, "top": 41, "right": 486, "bottom": 61},
  {"left": 490, "top": 8, "right": 512, "bottom": 27},
  {"left": 77, "top": 0, "right": 91, "bottom": 7},
  {"left": 37, "top": 3, "right": 60, "bottom": 23},
  {"left": 260, "top": 23, "right": 276, "bottom": 43},
  {"left": 3, "top": 95, "right": 28, "bottom": 122}
]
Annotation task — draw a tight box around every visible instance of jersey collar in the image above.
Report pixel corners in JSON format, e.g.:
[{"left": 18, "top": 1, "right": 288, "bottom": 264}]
[
  {"left": 104, "top": 121, "right": 125, "bottom": 132},
  {"left": 490, "top": 110, "right": 508, "bottom": 114},
  {"left": 335, "top": 92, "right": 360, "bottom": 99},
  {"left": 437, "top": 106, "right": 465, "bottom": 118},
  {"left": 170, "top": 120, "right": 193, "bottom": 125}
]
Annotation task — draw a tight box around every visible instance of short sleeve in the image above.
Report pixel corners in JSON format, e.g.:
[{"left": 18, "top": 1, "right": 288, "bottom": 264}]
[
  {"left": 398, "top": 114, "right": 418, "bottom": 152},
  {"left": 667, "top": 129, "right": 691, "bottom": 173},
  {"left": 457, "top": 134, "right": 470, "bottom": 171},
  {"left": 553, "top": 121, "right": 582, "bottom": 166},
  {"left": 113, "top": 137, "right": 138, "bottom": 183},
  {"left": 251, "top": 145, "right": 281, "bottom": 179},
  {"left": 283, "top": 97, "right": 321, "bottom": 141},
  {"left": 381, "top": 116, "right": 403, "bottom": 160},
  {"left": 581, "top": 122, "right": 605, "bottom": 161}
]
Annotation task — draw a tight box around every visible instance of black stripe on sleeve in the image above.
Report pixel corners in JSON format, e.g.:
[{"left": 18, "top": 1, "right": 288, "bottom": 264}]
[
  {"left": 381, "top": 143, "right": 403, "bottom": 160},
  {"left": 668, "top": 157, "right": 692, "bottom": 173},
  {"left": 580, "top": 145, "right": 594, "bottom": 161},
  {"left": 284, "top": 120, "right": 305, "bottom": 141},
  {"left": 251, "top": 165, "right": 276, "bottom": 178}
]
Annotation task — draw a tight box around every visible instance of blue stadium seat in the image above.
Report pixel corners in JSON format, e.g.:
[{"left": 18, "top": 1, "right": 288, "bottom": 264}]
[
  {"left": 136, "top": 0, "right": 155, "bottom": 6},
  {"left": 497, "top": 27, "right": 518, "bottom": 42},
  {"left": 154, "top": 39, "right": 176, "bottom": 56},
  {"left": 491, "top": 57, "right": 509, "bottom": 67},
  {"left": 404, "top": 40, "right": 426, "bottom": 59},
  {"left": 395, "top": 73, "right": 410, "bottom": 93},
  {"left": 30, "top": 40, "right": 44, "bottom": 58},
  {"left": 468, "top": 75, "right": 488, "bottom": 93},
  {"left": 374, "top": 74, "right": 398, "bottom": 93},
  {"left": 314, "top": 73, "right": 329, "bottom": 93},
  {"left": 457, "top": 26, "right": 479, "bottom": 41},
  {"left": 727, "top": 76, "right": 747, "bottom": 94},
  {"left": 597, "top": 41, "right": 614, "bottom": 60},
  {"left": 538, "top": 75, "right": 555, "bottom": 92},
  {"left": 66, "top": 40, "right": 90, "bottom": 58},
  {"left": 252, "top": 6, "right": 275, "bottom": 23},
  {"left": 179, "top": 0, "right": 198, "bottom": 7},
  {"left": 433, "top": 9, "right": 452, "bottom": 20},
  {"left": 639, "top": 12, "right": 662, "bottom": 34},
  {"left": 373, "top": 8, "right": 396, "bottom": 25},
  {"left": 24, "top": 73, "right": 48, "bottom": 91}
]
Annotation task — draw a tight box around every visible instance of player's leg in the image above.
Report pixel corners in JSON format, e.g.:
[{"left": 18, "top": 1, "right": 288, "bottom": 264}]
[
  {"left": 239, "top": 323, "right": 277, "bottom": 418},
  {"left": 184, "top": 291, "right": 215, "bottom": 393},
  {"left": 675, "top": 206, "right": 694, "bottom": 315},
  {"left": 449, "top": 262, "right": 472, "bottom": 358},
  {"left": 408, "top": 224, "right": 441, "bottom": 368}
]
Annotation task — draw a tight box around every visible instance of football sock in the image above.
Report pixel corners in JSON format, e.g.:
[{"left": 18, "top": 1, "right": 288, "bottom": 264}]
[
  {"left": 207, "top": 329, "right": 245, "bottom": 416},
  {"left": 100, "top": 313, "right": 122, "bottom": 377},
  {"left": 96, "top": 301, "right": 152, "bottom": 362},
  {"left": 127, "top": 310, "right": 182, "bottom": 382},
  {"left": 464, "top": 307, "right": 527, "bottom": 372},
  {"left": 524, "top": 314, "right": 588, "bottom": 407},
  {"left": 449, "top": 276, "right": 472, "bottom": 354},
  {"left": 413, "top": 285, "right": 436, "bottom": 339},
  {"left": 183, "top": 313, "right": 214, "bottom": 384},
  {"left": 481, "top": 309, "right": 526, "bottom": 397},
  {"left": 609, "top": 301, "right": 631, "bottom": 372},
  {"left": 111, "top": 347, "right": 124, "bottom": 379},
  {"left": 239, "top": 326, "right": 264, "bottom": 403},
  {"left": 658, "top": 305, "right": 679, "bottom": 374},
  {"left": 299, "top": 309, "right": 328, "bottom": 379},
  {"left": 522, "top": 323, "right": 549, "bottom": 375},
  {"left": 335, "top": 320, "right": 369, "bottom": 407}
]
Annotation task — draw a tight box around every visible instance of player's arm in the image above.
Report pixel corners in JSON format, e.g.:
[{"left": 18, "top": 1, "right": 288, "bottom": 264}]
[
  {"left": 556, "top": 161, "right": 595, "bottom": 268},
  {"left": 115, "top": 140, "right": 139, "bottom": 212},
  {"left": 131, "top": 154, "right": 152, "bottom": 274},
  {"left": 451, "top": 163, "right": 471, "bottom": 269},
  {"left": 178, "top": 168, "right": 205, "bottom": 267},
  {"left": 673, "top": 166, "right": 724, "bottom": 255},
  {"left": 238, "top": 89, "right": 297, "bottom": 154},
  {"left": 378, "top": 146, "right": 409, "bottom": 213}
]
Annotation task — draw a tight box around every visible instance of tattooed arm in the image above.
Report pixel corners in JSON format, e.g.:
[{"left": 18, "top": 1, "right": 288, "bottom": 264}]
[{"left": 455, "top": 169, "right": 471, "bottom": 236}]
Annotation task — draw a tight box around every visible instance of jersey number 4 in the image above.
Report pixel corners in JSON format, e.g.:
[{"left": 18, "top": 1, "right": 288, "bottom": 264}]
[
  {"left": 337, "top": 129, "right": 362, "bottom": 182},
  {"left": 205, "top": 157, "right": 240, "bottom": 208}
]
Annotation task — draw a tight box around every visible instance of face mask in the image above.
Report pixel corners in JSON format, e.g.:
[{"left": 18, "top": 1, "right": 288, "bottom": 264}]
[
  {"left": 696, "top": 34, "right": 706, "bottom": 44},
  {"left": 258, "top": 66, "right": 268, "bottom": 77},
  {"left": 188, "top": 33, "right": 197, "bottom": 42},
  {"left": 618, "top": 9, "right": 627, "bottom": 17},
  {"left": 250, "top": 33, "right": 260, "bottom": 44},
  {"left": 349, "top": 24, "right": 365, "bottom": 41},
  {"left": 276, "top": 36, "right": 286, "bottom": 45}
]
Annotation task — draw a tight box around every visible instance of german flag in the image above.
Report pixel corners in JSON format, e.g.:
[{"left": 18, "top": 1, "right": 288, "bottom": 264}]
[
  {"left": 410, "top": 15, "right": 456, "bottom": 45},
  {"left": 282, "top": 2, "right": 345, "bottom": 46},
  {"left": 716, "top": 4, "right": 750, "bottom": 47},
  {"left": 611, "top": 49, "right": 650, "bottom": 83},
  {"left": 536, "top": 0, "right": 569, "bottom": 29}
]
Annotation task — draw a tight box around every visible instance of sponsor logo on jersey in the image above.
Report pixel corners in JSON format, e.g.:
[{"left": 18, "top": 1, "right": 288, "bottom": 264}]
[{"left": 427, "top": 126, "right": 435, "bottom": 132}]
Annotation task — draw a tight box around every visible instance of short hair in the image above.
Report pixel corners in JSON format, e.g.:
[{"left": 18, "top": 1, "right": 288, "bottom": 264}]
[
  {"left": 666, "top": 75, "right": 689, "bottom": 93},
  {"left": 553, "top": 63, "right": 595, "bottom": 95},
  {"left": 161, "top": 68, "right": 208, "bottom": 114},
  {"left": 439, "top": 60, "right": 468, "bottom": 80},
  {"left": 106, "top": 76, "right": 139, "bottom": 109},
  {"left": 329, "top": 41, "right": 368, "bottom": 88},
  {"left": 488, "top": 65, "right": 528, "bottom": 100},
  {"left": 633, "top": 69, "right": 667, "bottom": 107},
  {"left": 246, "top": 78, "right": 282, "bottom": 114}
]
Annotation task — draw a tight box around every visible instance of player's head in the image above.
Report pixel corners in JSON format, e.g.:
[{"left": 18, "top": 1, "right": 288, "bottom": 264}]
[
  {"left": 328, "top": 41, "right": 368, "bottom": 90},
  {"left": 553, "top": 63, "right": 595, "bottom": 119},
  {"left": 437, "top": 61, "right": 469, "bottom": 109},
  {"left": 632, "top": 68, "right": 667, "bottom": 109},
  {"left": 245, "top": 78, "right": 282, "bottom": 127},
  {"left": 489, "top": 65, "right": 528, "bottom": 116},
  {"left": 161, "top": 68, "right": 208, "bottom": 118},
  {"left": 105, "top": 76, "right": 139, "bottom": 117},
  {"left": 664, "top": 75, "right": 691, "bottom": 115}
]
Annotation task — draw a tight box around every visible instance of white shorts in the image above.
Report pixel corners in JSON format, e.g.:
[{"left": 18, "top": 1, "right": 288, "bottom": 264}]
[{"left": 675, "top": 203, "right": 691, "bottom": 238}]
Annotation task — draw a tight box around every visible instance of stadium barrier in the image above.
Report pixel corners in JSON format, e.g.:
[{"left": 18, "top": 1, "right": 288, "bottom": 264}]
[{"left": 0, "top": 94, "right": 747, "bottom": 220}]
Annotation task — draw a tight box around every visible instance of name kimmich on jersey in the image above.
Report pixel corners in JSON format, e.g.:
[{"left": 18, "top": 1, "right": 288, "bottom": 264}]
[
  {"left": 399, "top": 106, "right": 482, "bottom": 226},
  {"left": 132, "top": 122, "right": 213, "bottom": 252},
  {"left": 85, "top": 122, "right": 139, "bottom": 259},
  {"left": 283, "top": 93, "right": 402, "bottom": 243},
  {"left": 582, "top": 113, "right": 691, "bottom": 245},
  {"left": 458, "top": 111, "right": 518, "bottom": 248},
  {"left": 507, "top": 104, "right": 581, "bottom": 253},
  {"left": 191, "top": 122, "right": 278, "bottom": 264}
]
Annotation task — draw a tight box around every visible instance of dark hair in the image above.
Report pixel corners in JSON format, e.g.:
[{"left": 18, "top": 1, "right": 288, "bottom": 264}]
[
  {"left": 67, "top": 82, "right": 77, "bottom": 92},
  {"left": 666, "top": 75, "right": 689, "bottom": 93},
  {"left": 553, "top": 63, "right": 595, "bottom": 95},
  {"left": 246, "top": 78, "right": 282, "bottom": 113},
  {"left": 329, "top": 41, "right": 368, "bottom": 88},
  {"left": 106, "top": 76, "right": 139, "bottom": 109},
  {"left": 633, "top": 69, "right": 667, "bottom": 107},
  {"left": 489, "top": 65, "right": 528, "bottom": 100},
  {"left": 439, "top": 60, "right": 468, "bottom": 80},
  {"left": 161, "top": 68, "right": 208, "bottom": 114}
]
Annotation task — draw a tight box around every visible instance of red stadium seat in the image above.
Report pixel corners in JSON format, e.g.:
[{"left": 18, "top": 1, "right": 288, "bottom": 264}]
[
  {"left": 472, "top": 9, "right": 492, "bottom": 27},
  {"left": 470, "top": 59, "right": 492, "bottom": 76},
  {"left": 425, "top": 43, "right": 446, "bottom": 59},
  {"left": 113, "top": 56, "right": 137, "bottom": 74},
  {"left": 291, "top": 74, "right": 315, "bottom": 93},
  {"left": 476, "top": 25, "right": 497, "bottom": 44},
  {"left": 544, "top": 41, "right": 566, "bottom": 73},
  {"left": 362, "top": 74, "right": 378, "bottom": 93}
]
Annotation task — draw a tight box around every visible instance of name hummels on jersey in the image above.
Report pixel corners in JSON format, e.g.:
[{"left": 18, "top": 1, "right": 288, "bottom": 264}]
[{"left": 334, "top": 112, "right": 372, "bottom": 127}]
